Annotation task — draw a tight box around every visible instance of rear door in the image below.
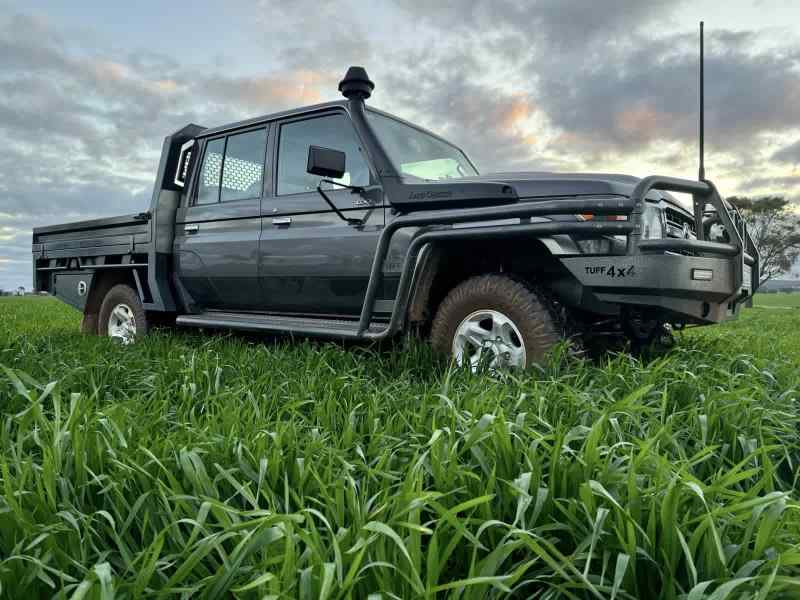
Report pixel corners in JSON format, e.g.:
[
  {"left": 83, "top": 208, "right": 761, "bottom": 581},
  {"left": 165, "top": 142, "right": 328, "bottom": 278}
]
[
  {"left": 174, "top": 125, "right": 269, "bottom": 310},
  {"left": 259, "top": 110, "right": 384, "bottom": 316}
]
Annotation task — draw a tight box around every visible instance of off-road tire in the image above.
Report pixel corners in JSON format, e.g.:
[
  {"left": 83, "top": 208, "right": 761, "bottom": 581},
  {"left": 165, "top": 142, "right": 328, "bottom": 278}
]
[
  {"left": 98, "top": 284, "right": 148, "bottom": 342},
  {"left": 430, "top": 274, "right": 562, "bottom": 368}
]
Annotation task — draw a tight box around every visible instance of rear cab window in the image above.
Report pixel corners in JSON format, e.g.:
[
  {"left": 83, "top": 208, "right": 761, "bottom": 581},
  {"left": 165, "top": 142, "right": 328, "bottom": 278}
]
[
  {"left": 195, "top": 128, "right": 268, "bottom": 205},
  {"left": 197, "top": 138, "right": 225, "bottom": 205}
]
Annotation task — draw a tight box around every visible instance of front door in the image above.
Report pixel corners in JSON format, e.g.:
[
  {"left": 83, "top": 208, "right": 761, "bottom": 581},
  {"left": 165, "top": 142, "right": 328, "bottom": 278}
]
[
  {"left": 259, "top": 111, "right": 384, "bottom": 316},
  {"left": 175, "top": 126, "right": 268, "bottom": 310}
]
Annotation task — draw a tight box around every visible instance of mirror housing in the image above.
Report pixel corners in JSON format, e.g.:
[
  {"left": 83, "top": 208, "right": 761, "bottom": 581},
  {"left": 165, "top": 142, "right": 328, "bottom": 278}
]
[{"left": 307, "top": 146, "right": 346, "bottom": 179}]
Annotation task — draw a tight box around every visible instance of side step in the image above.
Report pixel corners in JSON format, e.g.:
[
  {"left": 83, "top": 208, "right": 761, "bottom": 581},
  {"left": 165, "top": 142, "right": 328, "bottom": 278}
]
[{"left": 175, "top": 311, "right": 386, "bottom": 340}]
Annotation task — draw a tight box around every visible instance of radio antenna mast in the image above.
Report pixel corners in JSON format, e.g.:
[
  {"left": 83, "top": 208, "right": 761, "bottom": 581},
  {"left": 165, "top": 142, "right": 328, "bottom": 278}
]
[{"left": 699, "top": 21, "right": 705, "bottom": 181}]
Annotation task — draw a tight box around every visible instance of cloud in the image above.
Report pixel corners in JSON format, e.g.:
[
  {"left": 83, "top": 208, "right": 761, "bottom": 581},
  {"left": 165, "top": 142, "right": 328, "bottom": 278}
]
[
  {"left": 197, "top": 70, "right": 336, "bottom": 112},
  {"left": 0, "top": 13, "right": 347, "bottom": 179},
  {"left": 255, "top": 0, "right": 384, "bottom": 70},
  {"left": 394, "top": 0, "right": 680, "bottom": 51},
  {"left": 379, "top": 68, "right": 559, "bottom": 172},
  {"left": 772, "top": 139, "right": 800, "bottom": 164},
  {"left": 739, "top": 175, "right": 800, "bottom": 193},
  {"left": 389, "top": 1, "right": 800, "bottom": 160},
  {"left": 536, "top": 31, "right": 800, "bottom": 154}
]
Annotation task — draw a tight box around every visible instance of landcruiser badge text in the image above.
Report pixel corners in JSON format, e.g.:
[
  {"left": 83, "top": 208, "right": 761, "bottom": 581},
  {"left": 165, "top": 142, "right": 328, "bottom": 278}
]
[
  {"left": 585, "top": 265, "right": 636, "bottom": 278},
  {"left": 408, "top": 190, "right": 452, "bottom": 200}
]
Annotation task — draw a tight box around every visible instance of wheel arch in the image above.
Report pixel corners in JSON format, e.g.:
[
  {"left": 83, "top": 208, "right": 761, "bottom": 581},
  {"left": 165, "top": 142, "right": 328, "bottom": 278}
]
[
  {"left": 81, "top": 269, "right": 145, "bottom": 333},
  {"left": 406, "top": 235, "right": 564, "bottom": 327}
]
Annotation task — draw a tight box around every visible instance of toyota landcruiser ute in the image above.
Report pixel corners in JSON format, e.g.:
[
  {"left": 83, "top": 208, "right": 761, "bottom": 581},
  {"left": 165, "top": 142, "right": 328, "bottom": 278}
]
[{"left": 32, "top": 67, "right": 760, "bottom": 369}]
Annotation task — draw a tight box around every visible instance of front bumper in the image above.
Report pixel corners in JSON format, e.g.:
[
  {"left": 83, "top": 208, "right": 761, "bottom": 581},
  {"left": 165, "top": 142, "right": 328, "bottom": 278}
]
[
  {"left": 562, "top": 176, "right": 759, "bottom": 324},
  {"left": 561, "top": 253, "right": 751, "bottom": 323}
]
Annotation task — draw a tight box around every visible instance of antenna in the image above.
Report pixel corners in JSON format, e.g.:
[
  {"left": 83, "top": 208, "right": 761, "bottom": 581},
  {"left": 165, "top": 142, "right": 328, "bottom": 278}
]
[{"left": 699, "top": 21, "right": 705, "bottom": 181}]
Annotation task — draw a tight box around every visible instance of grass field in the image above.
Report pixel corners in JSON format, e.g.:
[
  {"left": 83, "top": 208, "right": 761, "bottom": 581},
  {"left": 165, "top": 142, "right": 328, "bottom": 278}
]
[
  {"left": 754, "top": 292, "right": 800, "bottom": 309},
  {"left": 1, "top": 296, "right": 799, "bottom": 599}
]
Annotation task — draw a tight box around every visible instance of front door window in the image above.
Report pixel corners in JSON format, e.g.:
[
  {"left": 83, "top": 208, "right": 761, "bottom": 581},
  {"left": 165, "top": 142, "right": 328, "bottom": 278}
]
[{"left": 276, "top": 113, "right": 370, "bottom": 195}]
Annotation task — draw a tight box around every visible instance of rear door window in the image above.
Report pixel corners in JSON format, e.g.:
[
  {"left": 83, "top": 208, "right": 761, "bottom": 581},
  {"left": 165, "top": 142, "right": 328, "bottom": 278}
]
[
  {"left": 196, "top": 137, "right": 225, "bottom": 205},
  {"left": 220, "top": 128, "right": 267, "bottom": 202},
  {"left": 195, "top": 128, "right": 267, "bottom": 205}
]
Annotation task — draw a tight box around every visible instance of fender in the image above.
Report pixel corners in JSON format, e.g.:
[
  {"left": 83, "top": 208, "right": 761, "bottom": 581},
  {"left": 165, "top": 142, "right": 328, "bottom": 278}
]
[
  {"left": 407, "top": 244, "right": 441, "bottom": 324},
  {"left": 79, "top": 269, "right": 138, "bottom": 334},
  {"left": 405, "top": 234, "right": 571, "bottom": 326}
]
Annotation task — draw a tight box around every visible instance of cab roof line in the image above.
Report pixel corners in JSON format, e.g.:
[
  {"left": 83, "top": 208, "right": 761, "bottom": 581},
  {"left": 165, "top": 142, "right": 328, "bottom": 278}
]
[
  {"left": 196, "top": 100, "right": 350, "bottom": 139},
  {"left": 193, "top": 101, "right": 470, "bottom": 160}
]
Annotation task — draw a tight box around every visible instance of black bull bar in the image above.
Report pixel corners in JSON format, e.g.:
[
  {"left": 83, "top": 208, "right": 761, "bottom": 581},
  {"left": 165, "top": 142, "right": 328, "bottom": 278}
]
[{"left": 627, "top": 176, "right": 759, "bottom": 291}]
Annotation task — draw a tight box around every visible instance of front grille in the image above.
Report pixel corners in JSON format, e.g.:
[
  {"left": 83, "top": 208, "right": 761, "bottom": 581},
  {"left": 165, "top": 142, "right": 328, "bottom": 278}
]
[{"left": 665, "top": 207, "right": 696, "bottom": 239}]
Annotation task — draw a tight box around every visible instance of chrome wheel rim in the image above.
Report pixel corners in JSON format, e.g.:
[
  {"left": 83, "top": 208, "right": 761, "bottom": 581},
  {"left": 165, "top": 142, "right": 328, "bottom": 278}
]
[
  {"left": 107, "top": 303, "right": 136, "bottom": 344},
  {"left": 452, "top": 309, "right": 526, "bottom": 372}
]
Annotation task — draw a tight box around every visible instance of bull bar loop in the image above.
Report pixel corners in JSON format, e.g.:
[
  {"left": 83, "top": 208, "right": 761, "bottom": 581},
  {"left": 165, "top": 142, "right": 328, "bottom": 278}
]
[{"left": 627, "top": 176, "right": 759, "bottom": 295}]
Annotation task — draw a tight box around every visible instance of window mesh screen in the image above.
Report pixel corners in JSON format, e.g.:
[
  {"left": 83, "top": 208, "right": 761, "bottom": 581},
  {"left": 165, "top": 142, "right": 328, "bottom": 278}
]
[
  {"left": 222, "top": 156, "right": 263, "bottom": 192},
  {"left": 202, "top": 152, "right": 222, "bottom": 187},
  {"left": 197, "top": 129, "right": 266, "bottom": 204}
]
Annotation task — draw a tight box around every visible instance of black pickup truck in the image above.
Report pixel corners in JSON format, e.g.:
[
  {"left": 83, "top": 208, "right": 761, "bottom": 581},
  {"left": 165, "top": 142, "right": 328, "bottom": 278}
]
[{"left": 32, "top": 67, "right": 759, "bottom": 369}]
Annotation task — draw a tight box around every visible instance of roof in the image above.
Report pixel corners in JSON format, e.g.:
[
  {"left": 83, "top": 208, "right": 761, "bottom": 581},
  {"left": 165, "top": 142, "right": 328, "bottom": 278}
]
[
  {"left": 197, "top": 100, "right": 351, "bottom": 138},
  {"left": 195, "top": 100, "right": 463, "bottom": 150},
  {"left": 192, "top": 99, "right": 474, "bottom": 169}
]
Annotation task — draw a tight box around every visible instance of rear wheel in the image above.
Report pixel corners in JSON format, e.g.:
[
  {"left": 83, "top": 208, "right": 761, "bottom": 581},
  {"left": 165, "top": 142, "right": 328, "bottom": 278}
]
[
  {"left": 98, "top": 284, "right": 148, "bottom": 344},
  {"left": 430, "top": 274, "right": 562, "bottom": 370}
]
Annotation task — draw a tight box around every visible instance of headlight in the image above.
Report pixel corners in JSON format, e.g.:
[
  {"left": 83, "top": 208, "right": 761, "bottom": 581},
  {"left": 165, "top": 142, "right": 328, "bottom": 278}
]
[{"left": 641, "top": 203, "right": 664, "bottom": 239}]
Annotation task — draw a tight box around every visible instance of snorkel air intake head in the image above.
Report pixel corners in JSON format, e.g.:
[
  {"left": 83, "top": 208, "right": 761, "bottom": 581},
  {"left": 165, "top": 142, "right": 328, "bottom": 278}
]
[{"left": 338, "top": 66, "right": 374, "bottom": 101}]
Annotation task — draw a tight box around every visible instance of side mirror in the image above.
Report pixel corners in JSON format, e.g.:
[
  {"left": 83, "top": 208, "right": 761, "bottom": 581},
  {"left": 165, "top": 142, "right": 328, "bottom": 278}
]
[{"left": 307, "top": 145, "right": 346, "bottom": 179}]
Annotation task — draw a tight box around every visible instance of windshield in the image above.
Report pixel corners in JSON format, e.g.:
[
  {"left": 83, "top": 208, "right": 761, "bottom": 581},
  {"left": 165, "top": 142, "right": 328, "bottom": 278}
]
[{"left": 366, "top": 111, "right": 478, "bottom": 180}]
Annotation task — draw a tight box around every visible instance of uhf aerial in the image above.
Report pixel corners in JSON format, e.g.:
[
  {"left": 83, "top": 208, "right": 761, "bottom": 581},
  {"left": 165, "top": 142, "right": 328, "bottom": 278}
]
[{"left": 699, "top": 21, "right": 705, "bottom": 182}]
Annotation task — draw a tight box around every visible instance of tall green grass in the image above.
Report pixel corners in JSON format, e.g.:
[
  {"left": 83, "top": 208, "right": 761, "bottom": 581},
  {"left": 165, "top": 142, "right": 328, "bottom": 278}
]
[
  {"left": 0, "top": 297, "right": 799, "bottom": 598},
  {"left": 754, "top": 292, "right": 800, "bottom": 309}
]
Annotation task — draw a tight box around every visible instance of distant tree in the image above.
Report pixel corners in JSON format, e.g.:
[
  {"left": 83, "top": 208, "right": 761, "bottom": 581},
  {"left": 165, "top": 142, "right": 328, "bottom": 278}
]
[{"left": 728, "top": 196, "right": 800, "bottom": 286}]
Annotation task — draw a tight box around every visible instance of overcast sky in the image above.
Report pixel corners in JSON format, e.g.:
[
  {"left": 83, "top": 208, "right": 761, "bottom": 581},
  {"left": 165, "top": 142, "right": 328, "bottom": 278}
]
[{"left": 2, "top": 0, "right": 800, "bottom": 290}]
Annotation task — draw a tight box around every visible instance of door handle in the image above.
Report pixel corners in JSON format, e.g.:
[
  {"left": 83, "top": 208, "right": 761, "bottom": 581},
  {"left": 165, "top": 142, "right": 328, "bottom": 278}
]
[
  {"left": 272, "top": 217, "right": 292, "bottom": 226},
  {"left": 184, "top": 224, "right": 199, "bottom": 234}
]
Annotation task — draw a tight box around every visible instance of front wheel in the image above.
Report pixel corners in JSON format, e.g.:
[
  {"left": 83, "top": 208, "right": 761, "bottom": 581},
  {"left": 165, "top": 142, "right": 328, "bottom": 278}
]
[
  {"left": 430, "top": 274, "right": 562, "bottom": 371},
  {"left": 98, "top": 284, "right": 148, "bottom": 344}
]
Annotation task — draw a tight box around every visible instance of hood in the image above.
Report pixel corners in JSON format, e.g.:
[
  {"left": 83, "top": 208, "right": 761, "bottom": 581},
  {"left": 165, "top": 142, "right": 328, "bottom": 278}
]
[
  {"left": 461, "top": 172, "right": 641, "bottom": 198},
  {"left": 469, "top": 172, "right": 688, "bottom": 208},
  {"left": 391, "top": 172, "right": 691, "bottom": 214}
]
